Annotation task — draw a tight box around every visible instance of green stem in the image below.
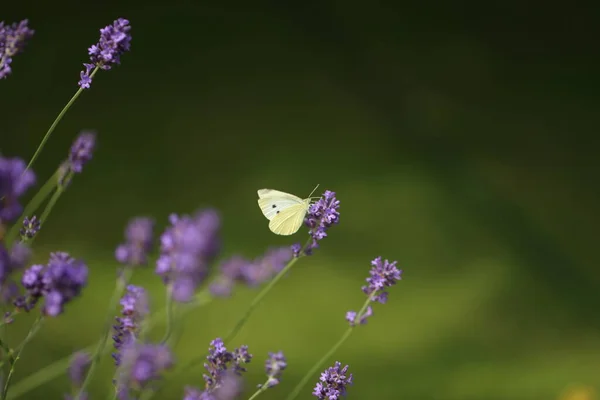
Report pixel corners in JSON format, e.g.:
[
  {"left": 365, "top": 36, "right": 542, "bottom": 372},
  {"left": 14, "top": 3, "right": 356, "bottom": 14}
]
[
  {"left": 24, "top": 67, "right": 99, "bottom": 173},
  {"left": 5, "top": 289, "right": 212, "bottom": 400},
  {"left": 73, "top": 268, "right": 134, "bottom": 400},
  {"left": 159, "top": 285, "right": 174, "bottom": 344},
  {"left": 285, "top": 328, "right": 353, "bottom": 400},
  {"left": 247, "top": 385, "right": 268, "bottom": 400},
  {"left": 284, "top": 293, "right": 376, "bottom": 400},
  {"left": 4, "top": 169, "right": 60, "bottom": 246},
  {"left": 2, "top": 316, "right": 44, "bottom": 400},
  {"left": 0, "top": 337, "right": 15, "bottom": 370}
]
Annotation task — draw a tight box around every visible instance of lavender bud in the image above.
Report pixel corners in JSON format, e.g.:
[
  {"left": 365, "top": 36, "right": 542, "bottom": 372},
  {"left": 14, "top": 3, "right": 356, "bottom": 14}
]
[{"left": 312, "top": 361, "right": 353, "bottom": 400}]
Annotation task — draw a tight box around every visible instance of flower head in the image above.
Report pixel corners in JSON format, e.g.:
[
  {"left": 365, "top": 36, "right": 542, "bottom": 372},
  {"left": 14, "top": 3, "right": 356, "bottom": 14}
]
[
  {"left": 185, "top": 372, "right": 242, "bottom": 400},
  {"left": 312, "top": 361, "right": 353, "bottom": 400},
  {"left": 203, "top": 338, "right": 252, "bottom": 393},
  {"left": 303, "top": 190, "right": 340, "bottom": 255},
  {"left": 156, "top": 209, "right": 220, "bottom": 303},
  {"left": 68, "top": 131, "right": 96, "bottom": 174},
  {"left": 17, "top": 252, "right": 88, "bottom": 316},
  {"left": 0, "top": 20, "right": 34, "bottom": 79},
  {"left": 112, "top": 285, "right": 149, "bottom": 366},
  {"left": 78, "top": 18, "right": 131, "bottom": 89},
  {"left": 68, "top": 351, "right": 91, "bottom": 388},
  {"left": 0, "top": 156, "right": 36, "bottom": 223},
  {"left": 117, "top": 343, "right": 173, "bottom": 394},
  {"left": 20, "top": 215, "right": 41, "bottom": 239},
  {"left": 261, "top": 351, "right": 287, "bottom": 388},
  {"left": 346, "top": 257, "right": 401, "bottom": 326},
  {"left": 115, "top": 217, "right": 155, "bottom": 267}
]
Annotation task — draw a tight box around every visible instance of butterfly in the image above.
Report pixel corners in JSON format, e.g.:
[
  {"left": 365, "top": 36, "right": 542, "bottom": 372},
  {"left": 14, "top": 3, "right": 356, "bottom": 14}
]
[{"left": 257, "top": 185, "right": 320, "bottom": 235}]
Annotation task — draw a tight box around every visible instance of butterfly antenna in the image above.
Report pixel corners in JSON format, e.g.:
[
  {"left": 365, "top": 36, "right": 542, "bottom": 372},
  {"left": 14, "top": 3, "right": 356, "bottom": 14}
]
[{"left": 308, "top": 183, "right": 320, "bottom": 198}]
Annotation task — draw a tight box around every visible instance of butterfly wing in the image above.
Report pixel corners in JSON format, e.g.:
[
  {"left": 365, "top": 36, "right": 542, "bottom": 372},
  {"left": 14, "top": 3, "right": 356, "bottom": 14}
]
[
  {"left": 257, "top": 189, "right": 305, "bottom": 221},
  {"left": 268, "top": 203, "right": 308, "bottom": 235}
]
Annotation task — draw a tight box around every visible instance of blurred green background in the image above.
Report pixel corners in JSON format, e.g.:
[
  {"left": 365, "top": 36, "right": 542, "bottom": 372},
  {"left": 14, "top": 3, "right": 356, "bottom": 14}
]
[{"left": 2, "top": 1, "right": 600, "bottom": 399}]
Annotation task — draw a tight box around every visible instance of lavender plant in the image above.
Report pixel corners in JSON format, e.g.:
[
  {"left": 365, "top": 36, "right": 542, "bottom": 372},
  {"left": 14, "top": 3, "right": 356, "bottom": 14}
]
[{"left": 0, "top": 16, "right": 403, "bottom": 400}]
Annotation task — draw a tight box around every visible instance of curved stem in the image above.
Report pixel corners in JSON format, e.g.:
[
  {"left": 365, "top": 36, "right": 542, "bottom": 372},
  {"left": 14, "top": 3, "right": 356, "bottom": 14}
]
[
  {"left": 73, "top": 268, "right": 134, "bottom": 400},
  {"left": 24, "top": 67, "right": 99, "bottom": 173},
  {"left": 285, "top": 327, "right": 353, "bottom": 400},
  {"left": 2, "top": 316, "right": 44, "bottom": 400},
  {"left": 247, "top": 385, "right": 268, "bottom": 400}
]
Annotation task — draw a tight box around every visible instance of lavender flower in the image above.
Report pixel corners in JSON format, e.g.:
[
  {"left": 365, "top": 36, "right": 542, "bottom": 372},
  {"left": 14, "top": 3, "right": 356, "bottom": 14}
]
[
  {"left": 115, "top": 217, "right": 155, "bottom": 267},
  {"left": 17, "top": 252, "right": 88, "bottom": 316},
  {"left": 156, "top": 209, "right": 220, "bottom": 303},
  {"left": 68, "top": 351, "right": 91, "bottom": 387},
  {"left": 261, "top": 351, "right": 287, "bottom": 388},
  {"left": 346, "top": 257, "right": 401, "bottom": 326},
  {"left": 239, "top": 247, "right": 293, "bottom": 287},
  {"left": 78, "top": 18, "right": 131, "bottom": 89},
  {"left": 117, "top": 343, "right": 173, "bottom": 394},
  {"left": 291, "top": 243, "right": 302, "bottom": 258},
  {"left": 113, "top": 285, "right": 149, "bottom": 366},
  {"left": 303, "top": 190, "right": 340, "bottom": 255},
  {"left": 20, "top": 215, "right": 41, "bottom": 239},
  {"left": 0, "top": 241, "right": 31, "bottom": 304},
  {"left": 0, "top": 20, "right": 34, "bottom": 79},
  {"left": 203, "top": 338, "right": 252, "bottom": 393},
  {"left": 312, "top": 362, "right": 353, "bottom": 400},
  {"left": 0, "top": 156, "right": 36, "bottom": 223}
]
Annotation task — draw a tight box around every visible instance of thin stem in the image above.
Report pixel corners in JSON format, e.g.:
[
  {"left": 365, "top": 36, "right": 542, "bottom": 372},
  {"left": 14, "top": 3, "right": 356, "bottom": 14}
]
[
  {"left": 2, "top": 316, "right": 44, "bottom": 400},
  {"left": 159, "top": 285, "right": 174, "bottom": 344},
  {"left": 247, "top": 385, "right": 268, "bottom": 400},
  {"left": 24, "top": 67, "right": 99, "bottom": 173},
  {"left": 284, "top": 292, "right": 377, "bottom": 400},
  {"left": 285, "top": 327, "right": 353, "bottom": 400},
  {"left": 73, "top": 267, "right": 134, "bottom": 400},
  {"left": 4, "top": 169, "right": 60, "bottom": 246}
]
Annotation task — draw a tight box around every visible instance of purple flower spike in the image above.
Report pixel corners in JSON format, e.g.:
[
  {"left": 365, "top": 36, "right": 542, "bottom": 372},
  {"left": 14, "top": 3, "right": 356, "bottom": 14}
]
[
  {"left": 156, "top": 209, "right": 221, "bottom": 303},
  {"left": 78, "top": 18, "right": 131, "bottom": 89},
  {"left": 69, "top": 351, "right": 91, "bottom": 387},
  {"left": 202, "top": 338, "right": 252, "bottom": 393},
  {"left": 20, "top": 215, "right": 41, "bottom": 239},
  {"left": 112, "top": 285, "right": 149, "bottom": 366},
  {"left": 209, "top": 256, "right": 251, "bottom": 297},
  {"left": 303, "top": 190, "right": 340, "bottom": 256},
  {"left": 312, "top": 361, "right": 353, "bottom": 400},
  {"left": 346, "top": 256, "right": 401, "bottom": 327},
  {"left": 68, "top": 131, "right": 96, "bottom": 174},
  {"left": 0, "top": 156, "right": 36, "bottom": 223},
  {"left": 115, "top": 217, "right": 155, "bottom": 267},
  {"left": 261, "top": 351, "right": 287, "bottom": 388},
  {"left": 17, "top": 252, "right": 88, "bottom": 316},
  {"left": 185, "top": 371, "right": 242, "bottom": 400},
  {"left": 0, "top": 20, "right": 34, "bottom": 79}
]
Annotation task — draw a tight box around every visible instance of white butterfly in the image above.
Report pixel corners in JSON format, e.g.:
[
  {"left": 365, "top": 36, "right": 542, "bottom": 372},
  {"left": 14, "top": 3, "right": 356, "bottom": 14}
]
[{"left": 257, "top": 185, "right": 319, "bottom": 235}]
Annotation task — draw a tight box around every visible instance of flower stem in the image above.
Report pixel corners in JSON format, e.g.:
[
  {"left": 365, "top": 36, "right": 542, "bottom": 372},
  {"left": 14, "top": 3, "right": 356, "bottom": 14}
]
[
  {"left": 4, "top": 169, "right": 60, "bottom": 246},
  {"left": 285, "top": 327, "right": 353, "bottom": 400},
  {"left": 247, "top": 385, "right": 268, "bottom": 400},
  {"left": 73, "top": 267, "right": 134, "bottom": 400},
  {"left": 159, "top": 285, "right": 174, "bottom": 344},
  {"left": 285, "top": 293, "right": 375, "bottom": 400},
  {"left": 1, "top": 316, "right": 44, "bottom": 400},
  {"left": 24, "top": 67, "right": 99, "bottom": 173}
]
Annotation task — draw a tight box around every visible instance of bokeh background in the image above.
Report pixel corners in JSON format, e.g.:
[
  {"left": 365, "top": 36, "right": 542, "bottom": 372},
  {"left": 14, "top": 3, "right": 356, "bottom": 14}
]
[{"left": 2, "top": 1, "right": 600, "bottom": 399}]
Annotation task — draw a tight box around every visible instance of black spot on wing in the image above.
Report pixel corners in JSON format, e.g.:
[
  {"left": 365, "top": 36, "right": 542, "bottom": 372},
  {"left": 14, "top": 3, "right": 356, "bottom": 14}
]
[{"left": 272, "top": 204, "right": 277, "bottom": 208}]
